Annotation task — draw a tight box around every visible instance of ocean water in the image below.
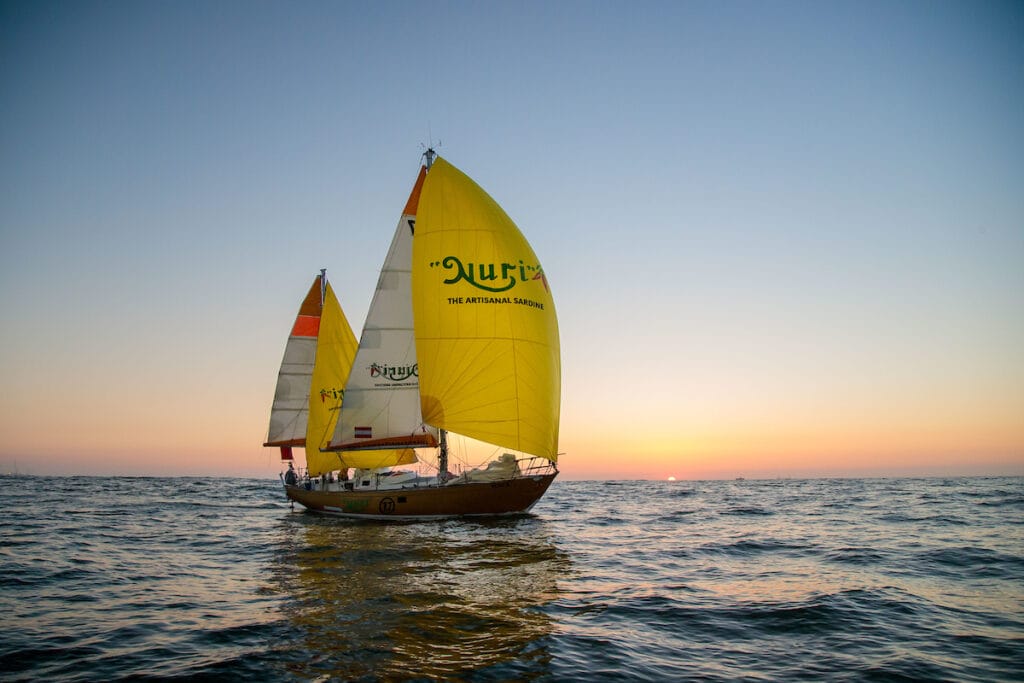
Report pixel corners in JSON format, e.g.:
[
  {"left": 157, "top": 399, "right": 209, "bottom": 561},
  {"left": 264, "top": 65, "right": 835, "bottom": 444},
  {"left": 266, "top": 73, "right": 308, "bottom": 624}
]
[{"left": 1, "top": 476, "right": 1021, "bottom": 681}]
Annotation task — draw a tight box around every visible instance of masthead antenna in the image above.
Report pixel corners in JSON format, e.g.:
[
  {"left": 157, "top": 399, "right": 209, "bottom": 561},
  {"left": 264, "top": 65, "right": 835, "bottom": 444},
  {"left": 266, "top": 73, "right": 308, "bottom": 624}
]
[
  {"left": 420, "top": 134, "right": 440, "bottom": 169},
  {"left": 421, "top": 145, "right": 438, "bottom": 170}
]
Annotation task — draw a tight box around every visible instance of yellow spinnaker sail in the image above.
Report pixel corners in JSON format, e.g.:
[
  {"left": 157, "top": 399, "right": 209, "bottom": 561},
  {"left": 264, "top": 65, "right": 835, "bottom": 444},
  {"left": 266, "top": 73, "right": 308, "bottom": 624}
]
[{"left": 413, "top": 157, "right": 561, "bottom": 461}]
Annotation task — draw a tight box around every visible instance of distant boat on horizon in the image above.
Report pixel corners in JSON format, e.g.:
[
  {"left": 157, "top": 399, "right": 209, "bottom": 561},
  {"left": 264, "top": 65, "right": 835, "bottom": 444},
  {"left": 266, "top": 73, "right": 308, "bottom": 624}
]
[{"left": 263, "top": 150, "right": 560, "bottom": 519}]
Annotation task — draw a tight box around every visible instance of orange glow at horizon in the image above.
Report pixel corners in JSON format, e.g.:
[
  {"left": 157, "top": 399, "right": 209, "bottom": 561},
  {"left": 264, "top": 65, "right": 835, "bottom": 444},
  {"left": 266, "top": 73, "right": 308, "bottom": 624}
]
[
  {"left": 556, "top": 415, "right": 1024, "bottom": 480},
  {"left": 1, "top": 365, "right": 1021, "bottom": 479},
  {"left": 3, "top": 430, "right": 1021, "bottom": 480}
]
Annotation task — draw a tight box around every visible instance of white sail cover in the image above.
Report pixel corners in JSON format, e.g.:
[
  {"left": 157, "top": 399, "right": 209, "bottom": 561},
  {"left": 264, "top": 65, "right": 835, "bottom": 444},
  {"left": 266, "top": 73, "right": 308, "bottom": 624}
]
[{"left": 329, "top": 171, "right": 438, "bottom": 451}]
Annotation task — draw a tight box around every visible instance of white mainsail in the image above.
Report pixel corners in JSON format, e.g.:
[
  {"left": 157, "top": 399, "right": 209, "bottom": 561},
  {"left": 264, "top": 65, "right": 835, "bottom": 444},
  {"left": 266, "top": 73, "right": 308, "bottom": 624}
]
[{"left": 328, "top": 167, "right": 438, "bottom": 452}]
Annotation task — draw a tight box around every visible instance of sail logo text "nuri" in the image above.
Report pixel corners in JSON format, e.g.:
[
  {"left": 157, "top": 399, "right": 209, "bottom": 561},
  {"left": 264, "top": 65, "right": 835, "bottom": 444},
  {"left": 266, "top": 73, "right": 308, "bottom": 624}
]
[
  {"left": 429, "top": 256, "right": 549, "bottom": 293},
  {"left": 369, "top": 362, "right": 418, "bottom": 382},
  {"left": 319, "top": 387, "right": 344, "bottom": 403}
]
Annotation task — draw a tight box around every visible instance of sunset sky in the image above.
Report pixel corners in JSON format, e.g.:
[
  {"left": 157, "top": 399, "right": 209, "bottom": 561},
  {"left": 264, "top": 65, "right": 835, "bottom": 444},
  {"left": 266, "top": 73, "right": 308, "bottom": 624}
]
[{"left": 1, "top": 1, "right": 1021, "bottom": 479}]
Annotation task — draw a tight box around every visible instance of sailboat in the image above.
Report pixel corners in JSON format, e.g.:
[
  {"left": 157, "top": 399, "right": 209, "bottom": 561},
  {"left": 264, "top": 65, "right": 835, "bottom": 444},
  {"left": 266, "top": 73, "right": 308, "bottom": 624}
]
[{"left": 264, "top": 150, "right": 560, "bottom": 519}]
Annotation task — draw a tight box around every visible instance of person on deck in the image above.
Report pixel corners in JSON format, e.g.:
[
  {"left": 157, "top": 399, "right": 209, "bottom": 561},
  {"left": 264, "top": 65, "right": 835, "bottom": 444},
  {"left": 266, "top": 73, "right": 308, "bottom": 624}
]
[{"left": 284, "top": 462, "right": 297, "bottom": 486}]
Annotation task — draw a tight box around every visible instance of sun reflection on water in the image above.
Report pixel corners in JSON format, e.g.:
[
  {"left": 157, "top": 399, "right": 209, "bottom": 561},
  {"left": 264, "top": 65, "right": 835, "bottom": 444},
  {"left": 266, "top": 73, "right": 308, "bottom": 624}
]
[{"left": 266, "top": 515, "right": 570, "bottom": 680}]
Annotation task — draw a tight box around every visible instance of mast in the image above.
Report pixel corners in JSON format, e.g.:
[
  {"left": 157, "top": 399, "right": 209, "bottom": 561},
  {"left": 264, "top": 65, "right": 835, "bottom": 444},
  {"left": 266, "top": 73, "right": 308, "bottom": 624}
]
[
  {"left": 420, "top": 149, "right": 442, "bottom": 481},
  {"left": 438, "top": 429, "right": 448, "bottom": 482},
  {"left": 320, "top": 268, "right": 327, "bottom": 306}
]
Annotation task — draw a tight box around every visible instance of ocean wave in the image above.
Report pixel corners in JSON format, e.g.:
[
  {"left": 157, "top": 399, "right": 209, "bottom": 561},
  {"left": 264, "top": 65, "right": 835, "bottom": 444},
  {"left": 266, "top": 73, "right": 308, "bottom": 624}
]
[{"left": 719, "top": 506, "right": 774, "bottom": 516}]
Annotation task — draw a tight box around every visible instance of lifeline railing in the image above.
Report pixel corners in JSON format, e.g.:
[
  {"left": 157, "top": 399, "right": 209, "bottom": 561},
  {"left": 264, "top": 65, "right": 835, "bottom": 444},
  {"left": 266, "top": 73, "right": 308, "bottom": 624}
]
[{"left": 516, "top": 456, "right": 559, "bottom": 477}]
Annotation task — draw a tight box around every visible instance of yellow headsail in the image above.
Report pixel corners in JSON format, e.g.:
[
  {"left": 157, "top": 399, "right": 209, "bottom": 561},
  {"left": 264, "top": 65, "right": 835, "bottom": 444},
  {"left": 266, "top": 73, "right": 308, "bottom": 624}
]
[
  {"left": 304, "top": 282, "right": 356, "bottom": 476},
  {"left": 413, "top": 157, "right": 561, "bottom": 461}
]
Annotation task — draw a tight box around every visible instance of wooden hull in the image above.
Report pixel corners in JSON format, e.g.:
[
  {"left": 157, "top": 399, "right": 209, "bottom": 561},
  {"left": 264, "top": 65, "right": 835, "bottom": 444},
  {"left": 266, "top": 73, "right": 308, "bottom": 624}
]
[{"left": 284, "top": 473, "right": 557, "bottom": 519}]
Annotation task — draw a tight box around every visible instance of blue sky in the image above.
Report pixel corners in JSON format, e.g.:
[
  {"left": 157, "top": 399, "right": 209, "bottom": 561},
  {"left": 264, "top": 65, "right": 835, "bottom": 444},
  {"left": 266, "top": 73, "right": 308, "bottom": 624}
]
[{"left": 1, "top": 1, "right": 1021, "bottom": 477}]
